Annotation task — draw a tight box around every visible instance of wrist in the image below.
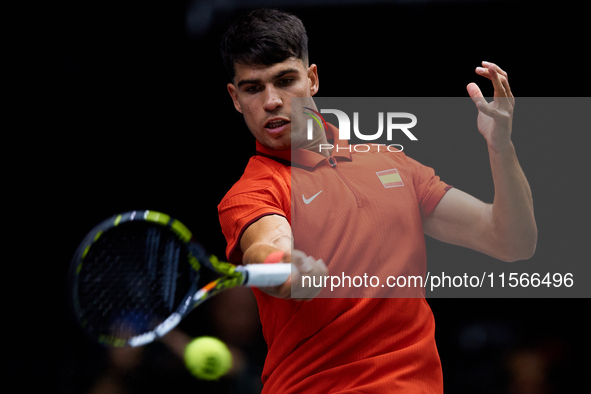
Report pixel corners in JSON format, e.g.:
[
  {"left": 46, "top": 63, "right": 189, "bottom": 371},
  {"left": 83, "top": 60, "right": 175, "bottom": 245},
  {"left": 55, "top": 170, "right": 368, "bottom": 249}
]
[
  {"left": 264, "top": 251, "right": 285, "bottom": 264},
  {"left": 487, "top": 138, "right": 515, "bottom": 156}
]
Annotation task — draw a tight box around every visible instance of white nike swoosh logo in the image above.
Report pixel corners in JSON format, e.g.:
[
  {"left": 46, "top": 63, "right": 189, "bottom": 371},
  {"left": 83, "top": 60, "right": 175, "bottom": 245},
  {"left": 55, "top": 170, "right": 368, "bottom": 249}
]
[{"left": 303, "top": 191, "right": 323, "bottom": 204}]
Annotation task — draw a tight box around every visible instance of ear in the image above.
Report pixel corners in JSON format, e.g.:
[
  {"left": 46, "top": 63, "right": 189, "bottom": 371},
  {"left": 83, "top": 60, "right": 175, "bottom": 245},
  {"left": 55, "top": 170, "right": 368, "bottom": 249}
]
[
  {"left": 308, "top": 64, "right": 319, "bottom": 96},
  {"left": 227, "top": 83, "right": 242, "bottom": 113}
]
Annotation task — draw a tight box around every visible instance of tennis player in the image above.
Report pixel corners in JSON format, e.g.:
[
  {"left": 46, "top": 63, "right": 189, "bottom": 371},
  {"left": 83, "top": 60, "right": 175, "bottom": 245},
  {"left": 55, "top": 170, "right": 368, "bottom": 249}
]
[{"left": 217, "top": 9, "right": 537, "bottom": 393}]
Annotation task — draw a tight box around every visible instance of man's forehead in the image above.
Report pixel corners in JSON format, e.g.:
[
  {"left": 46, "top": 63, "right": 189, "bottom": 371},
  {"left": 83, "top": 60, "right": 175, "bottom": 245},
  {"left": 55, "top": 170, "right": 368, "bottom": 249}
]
[{"left": 234, "top": 57, "right": 306, "bottom": 84}]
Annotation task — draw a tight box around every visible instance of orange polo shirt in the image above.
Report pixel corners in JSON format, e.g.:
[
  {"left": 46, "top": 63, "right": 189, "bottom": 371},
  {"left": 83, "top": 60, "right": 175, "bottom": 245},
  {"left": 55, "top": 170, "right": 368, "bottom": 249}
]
[{"left": 218, "top": 125, "right": 451, "bottom": 393}]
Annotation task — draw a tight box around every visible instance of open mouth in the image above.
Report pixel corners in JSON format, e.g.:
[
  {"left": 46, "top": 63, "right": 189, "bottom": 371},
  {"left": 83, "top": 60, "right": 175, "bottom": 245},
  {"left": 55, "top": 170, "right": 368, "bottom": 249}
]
[{"left": 265, "top": 119, "right": 290, "bottom": 130}]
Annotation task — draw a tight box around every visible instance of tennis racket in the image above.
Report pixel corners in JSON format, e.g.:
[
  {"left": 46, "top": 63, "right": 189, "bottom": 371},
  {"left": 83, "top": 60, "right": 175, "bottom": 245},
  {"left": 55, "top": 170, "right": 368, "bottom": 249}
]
[{"left": 69, "top": 210, "right": 291, "bottom": 347}]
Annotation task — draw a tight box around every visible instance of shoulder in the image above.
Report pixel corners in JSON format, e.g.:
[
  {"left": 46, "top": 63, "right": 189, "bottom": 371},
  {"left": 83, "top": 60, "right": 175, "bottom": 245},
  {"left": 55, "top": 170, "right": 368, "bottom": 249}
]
[{"left": 219, "top": 155, "right": 291, "bottom": 207}]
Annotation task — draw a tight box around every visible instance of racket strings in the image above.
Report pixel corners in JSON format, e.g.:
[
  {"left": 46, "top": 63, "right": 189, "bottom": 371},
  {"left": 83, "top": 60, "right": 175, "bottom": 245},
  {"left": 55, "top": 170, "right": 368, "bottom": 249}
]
[{"left": 76, "top": 222, "right": 196, "bottom": 341}]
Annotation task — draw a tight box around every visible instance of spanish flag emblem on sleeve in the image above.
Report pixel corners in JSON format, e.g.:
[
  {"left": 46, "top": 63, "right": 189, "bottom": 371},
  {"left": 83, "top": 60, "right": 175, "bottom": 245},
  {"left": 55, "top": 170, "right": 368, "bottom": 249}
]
[{"left": 376, "top": 168, "right": 404, "bottom": 188}]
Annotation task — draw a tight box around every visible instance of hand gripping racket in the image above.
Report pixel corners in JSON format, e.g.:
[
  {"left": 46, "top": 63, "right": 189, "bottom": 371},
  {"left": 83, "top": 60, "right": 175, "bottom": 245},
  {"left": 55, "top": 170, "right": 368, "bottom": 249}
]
[{"left": 69, "top": 210, "right": 290, "bottom": 347}]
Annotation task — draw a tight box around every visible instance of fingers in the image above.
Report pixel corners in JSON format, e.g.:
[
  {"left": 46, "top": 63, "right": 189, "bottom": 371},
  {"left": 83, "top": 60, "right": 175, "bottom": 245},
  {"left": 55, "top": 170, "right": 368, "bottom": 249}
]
[
  {"left": 291, "top": 249, "right": 326, "bottom": 274},
  {"left": 469, "top": 61, "right": 515, "bottom": 113},
  {"left": 290, "top": 249, "right": 327, "bottom": 300},
  {"left": 475, "top": 61, "right": 513, "bottom": 100},
  {"left": 488, "top": 64, "right": 507, "bottom": 97},
  {"left": 476, "top": 61, "right": 508, "bottom": 80},
  {"left": 257, "top": 249, "right": 328, "bottom": 300},
  {"left": 489, "top": 64, "right": 513, "bottom": 103}
]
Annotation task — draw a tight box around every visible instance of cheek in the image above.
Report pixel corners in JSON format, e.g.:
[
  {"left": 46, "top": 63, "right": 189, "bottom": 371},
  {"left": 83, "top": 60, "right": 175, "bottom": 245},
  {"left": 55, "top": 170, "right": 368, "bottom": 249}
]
[
  {"left": 240, "top": 103, "right": 263, "bottom": 132},
  {"left": 239, "top": 102, "right": 257, "bottom": 121},
  {"left": 293, "top": 81, "right": 311, "bottom": 97}
]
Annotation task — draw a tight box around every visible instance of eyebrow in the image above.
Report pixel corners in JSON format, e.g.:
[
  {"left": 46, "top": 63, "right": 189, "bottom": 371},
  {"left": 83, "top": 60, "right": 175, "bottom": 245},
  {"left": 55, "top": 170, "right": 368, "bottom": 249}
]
[{"left": 236, "top": 68, "right": 300, "bottom": 88}]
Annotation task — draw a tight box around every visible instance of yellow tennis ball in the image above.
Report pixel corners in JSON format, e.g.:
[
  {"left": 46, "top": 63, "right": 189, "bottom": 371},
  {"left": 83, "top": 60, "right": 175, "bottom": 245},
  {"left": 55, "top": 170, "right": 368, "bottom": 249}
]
[{"left": 184, "top": 336, "right": 232, "bottom": 380}]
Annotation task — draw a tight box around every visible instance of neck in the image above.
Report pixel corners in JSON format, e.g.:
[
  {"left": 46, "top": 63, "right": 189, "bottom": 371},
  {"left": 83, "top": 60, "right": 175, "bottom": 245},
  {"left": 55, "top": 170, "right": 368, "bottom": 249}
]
[{"left": 297, "top": 131, "right": 331, "bottom": 157}]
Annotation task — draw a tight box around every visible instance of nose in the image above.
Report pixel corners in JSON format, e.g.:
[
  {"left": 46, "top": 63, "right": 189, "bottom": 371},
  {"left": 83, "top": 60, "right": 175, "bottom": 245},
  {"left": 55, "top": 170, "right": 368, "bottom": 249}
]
[{"left": 262, "top": 85, "right": 283, "bottom": 112}]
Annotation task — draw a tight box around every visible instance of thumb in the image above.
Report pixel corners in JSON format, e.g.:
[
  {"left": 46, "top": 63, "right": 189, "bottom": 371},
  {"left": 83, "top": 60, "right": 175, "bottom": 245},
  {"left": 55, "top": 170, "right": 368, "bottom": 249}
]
[{"left": 467, "top": 82, "right": 487, "bottom": 109}]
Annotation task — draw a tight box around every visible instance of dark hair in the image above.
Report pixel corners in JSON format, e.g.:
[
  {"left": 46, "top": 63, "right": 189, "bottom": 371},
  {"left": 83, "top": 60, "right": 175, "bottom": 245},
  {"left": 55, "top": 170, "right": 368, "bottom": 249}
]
[{"left": 220, "top": 9, "right": 309, "bottom": 81}]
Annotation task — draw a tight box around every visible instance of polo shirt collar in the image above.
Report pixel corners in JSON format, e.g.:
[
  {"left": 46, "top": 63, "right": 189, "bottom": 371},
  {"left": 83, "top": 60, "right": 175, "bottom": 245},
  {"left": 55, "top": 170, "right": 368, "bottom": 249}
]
[{"left": 255, "top": 123, "right": 351, "bottom": 169}]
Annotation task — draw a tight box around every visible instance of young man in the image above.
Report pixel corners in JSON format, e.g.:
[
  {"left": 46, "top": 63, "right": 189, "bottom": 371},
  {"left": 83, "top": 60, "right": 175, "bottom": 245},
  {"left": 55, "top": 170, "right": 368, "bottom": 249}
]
[{"left": 218, "top": 8, "right": 536, "bottom": 393}]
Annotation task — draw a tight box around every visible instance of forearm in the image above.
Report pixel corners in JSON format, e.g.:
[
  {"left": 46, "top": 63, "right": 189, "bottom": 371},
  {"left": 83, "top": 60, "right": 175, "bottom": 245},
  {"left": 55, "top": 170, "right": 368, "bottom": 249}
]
[
  {"left": 239, "top": 214, "right": 294, "bottom": 299},
  {"left": 487, "top": 141, "right": 537, "bottom": 261},
  {"left": 240, "top": 215, "right": 292, "bottom": 265},
  {"left": 239, "top": 215, "right": 326, "bottom": 299}
]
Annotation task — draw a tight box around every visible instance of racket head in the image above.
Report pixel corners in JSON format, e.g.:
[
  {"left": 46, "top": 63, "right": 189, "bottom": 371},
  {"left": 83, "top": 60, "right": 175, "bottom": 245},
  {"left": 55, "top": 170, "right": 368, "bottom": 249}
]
[{"left": 69, "top": 210, "right": 242, "bottom": 347}]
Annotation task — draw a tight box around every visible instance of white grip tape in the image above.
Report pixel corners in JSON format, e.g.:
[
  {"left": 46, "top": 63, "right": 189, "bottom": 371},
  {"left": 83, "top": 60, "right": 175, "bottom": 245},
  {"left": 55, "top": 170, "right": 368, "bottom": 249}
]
[{"left": 241, "top": 263, "right": 292, "bottom": 287}]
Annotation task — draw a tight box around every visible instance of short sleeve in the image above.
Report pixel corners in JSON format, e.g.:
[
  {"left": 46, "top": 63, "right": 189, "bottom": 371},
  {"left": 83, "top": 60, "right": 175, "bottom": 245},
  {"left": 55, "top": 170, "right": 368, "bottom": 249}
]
[
  {"left": 404, "top": 156, "right": 452, "bottom": 221},
  {"left": 217, "top": 156, "right": 291, "bottom": 263},
  {"left": 218, "top": 187, "right": 288, "bottom": 263}
]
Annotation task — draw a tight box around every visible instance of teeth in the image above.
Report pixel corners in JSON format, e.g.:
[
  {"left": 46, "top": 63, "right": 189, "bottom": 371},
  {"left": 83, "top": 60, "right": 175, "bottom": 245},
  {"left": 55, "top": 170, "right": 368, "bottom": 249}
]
[{"left": 267, "top": 120, "right": 288, "bottom": 129}]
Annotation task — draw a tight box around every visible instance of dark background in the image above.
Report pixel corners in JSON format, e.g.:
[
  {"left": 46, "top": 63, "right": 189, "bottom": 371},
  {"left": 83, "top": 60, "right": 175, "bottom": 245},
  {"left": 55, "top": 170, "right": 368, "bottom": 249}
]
[{"left": 10, "top": 0, "right": 589, "bottom": 393}]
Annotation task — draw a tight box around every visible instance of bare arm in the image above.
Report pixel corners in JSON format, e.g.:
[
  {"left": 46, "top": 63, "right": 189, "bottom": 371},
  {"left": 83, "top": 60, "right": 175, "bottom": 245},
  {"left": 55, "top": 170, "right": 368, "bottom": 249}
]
[
  {"left": 424, "top": 62, "right": 537, "bottom": 262},
  {"left": 240, "top": 214, "right": 327, "bottom": 298}
]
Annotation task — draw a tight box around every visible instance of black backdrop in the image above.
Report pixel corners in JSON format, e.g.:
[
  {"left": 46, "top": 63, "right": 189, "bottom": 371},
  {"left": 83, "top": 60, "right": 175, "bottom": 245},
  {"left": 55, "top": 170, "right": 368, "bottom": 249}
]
[{"left": 11, "top": 0, "right": 589, "bottom": 393}]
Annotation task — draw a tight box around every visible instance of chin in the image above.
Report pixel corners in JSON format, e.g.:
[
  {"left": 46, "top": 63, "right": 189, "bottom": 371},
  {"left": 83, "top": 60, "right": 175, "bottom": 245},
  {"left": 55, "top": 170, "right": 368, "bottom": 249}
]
[
  {"left": 260, "top": 135, "right": 291, "bottom": 151},
  {"left": 270, "top": 141, "right": 292, "bottom": 151}
]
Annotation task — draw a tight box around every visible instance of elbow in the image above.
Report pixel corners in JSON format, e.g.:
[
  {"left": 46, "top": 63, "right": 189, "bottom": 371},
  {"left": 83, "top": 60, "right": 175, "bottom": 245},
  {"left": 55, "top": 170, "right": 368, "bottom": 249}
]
[
  {"left": 497, "top": 229, "right": 538, "bottom": 263},
  {"left": 499, "top": 244, "right": 536, "bottom": 262}
]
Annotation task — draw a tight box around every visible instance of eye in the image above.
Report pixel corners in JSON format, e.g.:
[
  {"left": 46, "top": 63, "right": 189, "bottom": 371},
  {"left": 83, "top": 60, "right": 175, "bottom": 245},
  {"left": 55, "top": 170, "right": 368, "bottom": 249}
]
[
  {"left": 244, "top": 85, "right": 262, "bottom": 93},
  {"left": 280, "top": 78, "right": 294, "bottom": 85}
]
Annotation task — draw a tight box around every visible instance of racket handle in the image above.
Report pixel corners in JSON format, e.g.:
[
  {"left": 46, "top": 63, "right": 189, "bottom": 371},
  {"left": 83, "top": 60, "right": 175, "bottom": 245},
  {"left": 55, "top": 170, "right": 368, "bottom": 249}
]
[{"left": 240, "top": 263, "right": 292, "bottom": 287}]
